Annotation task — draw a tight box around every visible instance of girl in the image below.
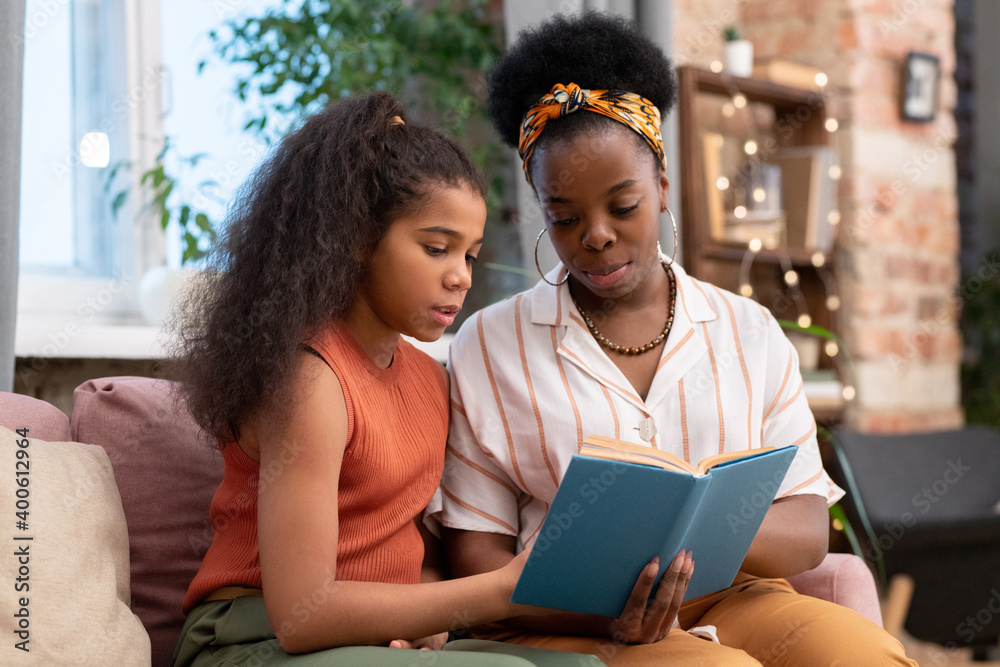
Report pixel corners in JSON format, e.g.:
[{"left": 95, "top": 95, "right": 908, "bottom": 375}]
[
  {"left": 169, "top": 92, "right": 614, "bottom": 666},
  {"left": 433, "top": 12, "right": 917, "bottom": 666}
]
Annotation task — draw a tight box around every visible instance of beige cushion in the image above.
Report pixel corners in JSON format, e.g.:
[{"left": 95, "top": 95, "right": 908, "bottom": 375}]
[{"left": 0, "top": 426, "right": 150, "bottom": 665}]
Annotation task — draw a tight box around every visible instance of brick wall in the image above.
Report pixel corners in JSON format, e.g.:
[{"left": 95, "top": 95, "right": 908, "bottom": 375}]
[{"left": 673, "top": 0, "right": 963, "bottom": 433}]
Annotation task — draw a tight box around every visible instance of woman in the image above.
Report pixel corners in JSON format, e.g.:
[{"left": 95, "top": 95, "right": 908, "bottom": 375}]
[{"left": 431, "top": 12, "right": 916, "bottom": 666}]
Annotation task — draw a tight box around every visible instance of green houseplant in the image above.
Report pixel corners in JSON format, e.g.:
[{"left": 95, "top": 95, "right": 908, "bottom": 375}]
[{"left": 115, "top": 0, "right": 501, "bottom": 267}]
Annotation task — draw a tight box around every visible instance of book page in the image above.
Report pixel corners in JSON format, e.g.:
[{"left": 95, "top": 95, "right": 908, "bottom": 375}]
[
  {"left": 581, "top": 435, "right": 696, "bottom": 474},
  {"left": 696, "top": 446, "right": 778, "bottom": 475}
]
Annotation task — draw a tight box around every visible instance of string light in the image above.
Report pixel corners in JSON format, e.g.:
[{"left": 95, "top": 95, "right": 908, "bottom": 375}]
[
  {"left": 733, "top": 94, "right": 747, "bottom": 109},
  {"left": 784, "top": 270, "right": 799, "bottom": 286},
  {"left": 752, "top": 187, "right": 766, "bottom": 202},
  {"left": 825, "top": 341, "right": 839, "bottom": 356},
  {"left": 722, "top": 102, "right": 736, "bottom": 118},
  {"left": 829, "top": 165, "right": 842, "bottom": 180},
  {"left": 734, "top": 206, "right": 747, "bottom": 219},
  {"left": 717, "top": 176, "right": 730, "bottom": 190},
  {"left": 740, "top": 284, "right": 754, "bottom": 297},
  {"left": 744, "top": 140, "right": 758, "bottom": 155},
  {"left": 797, "top": 314, "right": 812, "bottom": 328},
  {"left": 825, "top": 118, "right": 839, "bottom": 132},
  {"left": 826, "top": 295, "right": 841, "bottom": 311},
  {"left": 842, "top": 386, "right": 856, "bottom": 401},
  {"left": 748, "top": 238, "right": 763, "bottom": 252},
  {"left": 828, "top": 210, "right": 841, "bottom": 225},
  {"left": 815, "top": 72, "right": 829, "bottom": 87},
  {"left": 710, "top": 61, "right": 724, "bottom": 73},
  {"left": 811, "top": 252, "right": 826, "bottom": 267}
]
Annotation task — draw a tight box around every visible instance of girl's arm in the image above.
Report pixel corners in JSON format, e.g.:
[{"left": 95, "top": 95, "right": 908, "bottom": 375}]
[
  {"left": 443, "top": 527, "right": 692, "bottom": 644},
  {"left": 251, "top": 352, "right": 532, "bottom": 654},
  {"left": 739, "top": 494, "right": 829, "bottom": 578}
]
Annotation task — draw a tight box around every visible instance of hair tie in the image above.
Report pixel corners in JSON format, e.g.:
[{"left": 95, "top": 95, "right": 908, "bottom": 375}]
[{"left": 517, "top": 83, "right": 664, "bottom": 187}]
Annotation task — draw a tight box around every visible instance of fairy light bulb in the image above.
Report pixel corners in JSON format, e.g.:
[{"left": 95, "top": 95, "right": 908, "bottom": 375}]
[
  {"left": 717, "top": 176, "right": 730, "bottom": 190},
  {"left": 734, "top": 206, "right": 747, "bottom": 219},
  {"left": 722, "top": 102, "right": 736, "bottom": 118},
  {"left": 710, "top": 61, "right": 723, "bottom": 73},
  {"left": 797, "top": 314, "right": 812, "bottom": 328},
  {"left": 740, "top": 284, "right": 754, "bottom": 297},
  {"left": 842, "top": 386, "right": 856, "bottom": 401},
  {"left": 753, "top": 187, "right": 766, "bottom": 203},
  {"left": 815, "top": 72, "right": 829, "bottom": 87},
  {"left": 829, "top": 165, "right": 842, "bottom": 180},
  {"left": 826, "top": 295, "right": 841, "bottom": 311},
  {"left": 825, "top": 118, "right": 839, "bottom": 132},
  {"left": 828, "top": 210, "right": 841, "bottom": 225},
  {"left": 733, "top": 94, "right": 747, "bottom": 109},
  {"left": 744, "top": 140, "right": 758, "bottom": 155},
  {"left": 825, "top": 341, "right": 839, "bottom": 357},
  {"left": 811, "top": 252, "right": 826, "bottom": 267},
  {"left": 784, "top": 270, "right": 799, "bottom": 286},
  {"left": 748, "top": 238, "right": 763, "bottom": 252}
]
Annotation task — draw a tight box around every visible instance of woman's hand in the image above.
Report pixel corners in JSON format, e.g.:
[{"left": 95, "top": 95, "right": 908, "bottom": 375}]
[
  {"left": 388, "top": 632, "right": 448, "bottom": 650},
  {"left": 608, "top": 550, "right": 694, "bottom": 644}
]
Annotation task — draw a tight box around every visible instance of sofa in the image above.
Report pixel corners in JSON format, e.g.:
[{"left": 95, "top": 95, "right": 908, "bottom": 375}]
[{"left": 0, "top": 376, "right": 884, "bottom": 665}]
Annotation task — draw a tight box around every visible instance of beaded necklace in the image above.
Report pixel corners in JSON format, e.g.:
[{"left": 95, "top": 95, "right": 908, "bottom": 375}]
[{"left": 571, "top": 260, "right": 676, "bottom": 355}]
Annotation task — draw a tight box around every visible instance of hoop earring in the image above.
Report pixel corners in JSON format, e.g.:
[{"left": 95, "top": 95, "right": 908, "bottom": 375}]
[
  {"left": 661, "top": 208, "right": 678, "bottom": 266},
  {"left": 534, "top": 228, "right": 570, "bottom": 286}
]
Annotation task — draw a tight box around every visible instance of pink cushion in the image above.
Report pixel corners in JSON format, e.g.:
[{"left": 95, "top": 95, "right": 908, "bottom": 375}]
[
  {"left": 786, "top": 553, "right": 883, "bottom": 628},
  {"left": 71, "top": 377, "right": 223, "bottom": 666},
  {"left": 0, "top": 391, "right": 71, "bottom": 442}
]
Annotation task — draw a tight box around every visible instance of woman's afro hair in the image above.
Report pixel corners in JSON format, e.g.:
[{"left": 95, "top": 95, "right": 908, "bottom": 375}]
[{"left": 488, "top": 12, "right": 677, "bottom": 148}]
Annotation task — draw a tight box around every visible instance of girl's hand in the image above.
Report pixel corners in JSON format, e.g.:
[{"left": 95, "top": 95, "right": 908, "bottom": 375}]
[
  {"left": 388, "top": 631, "right": 448, "bottom": 650},
  {"left": 608, "top": 550, "right": 694, "bottom": 645}
]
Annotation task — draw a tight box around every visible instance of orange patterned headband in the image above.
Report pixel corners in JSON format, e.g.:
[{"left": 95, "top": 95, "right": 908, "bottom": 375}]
[{"left": 517, "top": 82, "right": 665, "bottom": 187}]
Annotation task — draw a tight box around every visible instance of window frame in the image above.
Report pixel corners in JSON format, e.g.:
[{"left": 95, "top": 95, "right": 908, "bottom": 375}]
[{"left": 17, "top": 0, "right": 166, "bottom": 327}]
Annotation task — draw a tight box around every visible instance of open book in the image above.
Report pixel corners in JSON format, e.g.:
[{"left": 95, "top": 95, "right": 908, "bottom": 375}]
[
  {"left": 580, "top": 435, "right": 781, "bottom": 476},
  {"left": 510, "top": 436, "right": 799, "bottom": 617}
]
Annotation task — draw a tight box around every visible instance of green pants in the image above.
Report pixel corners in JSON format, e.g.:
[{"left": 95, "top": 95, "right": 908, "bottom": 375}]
[{"left": 172, "top": 596, "right": 603, "bottom": 666}]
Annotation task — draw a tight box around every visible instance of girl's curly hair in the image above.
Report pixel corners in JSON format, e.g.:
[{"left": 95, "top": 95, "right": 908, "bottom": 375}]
[
  {"left": 488, "top": 12, "right": 677, "bottom": 175},
  {"left": 169, "top": 92, "right": 485, "bottom": 442}
]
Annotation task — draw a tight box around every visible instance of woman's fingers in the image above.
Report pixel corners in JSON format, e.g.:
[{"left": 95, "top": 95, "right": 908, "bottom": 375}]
[
  {"left": 613, "top": 551, "right": 694, "bottom": 645},
  {"left": 650, "top": 551, "right": 694, "bottom": 639},
  {"left": 611, "top": 556, "right": 660, "bottom": 643}
]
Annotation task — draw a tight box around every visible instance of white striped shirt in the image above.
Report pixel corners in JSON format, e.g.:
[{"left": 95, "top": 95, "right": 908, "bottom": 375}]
[{"left": 428, "top": 261, "right": 844, "bottom": 551}]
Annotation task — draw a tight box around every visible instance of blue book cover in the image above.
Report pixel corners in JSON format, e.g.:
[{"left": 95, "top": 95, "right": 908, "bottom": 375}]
[{"left": 510, "top": 443, "right": 799, "bottom": 617}]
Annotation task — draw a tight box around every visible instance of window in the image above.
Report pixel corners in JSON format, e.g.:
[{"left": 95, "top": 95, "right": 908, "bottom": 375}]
[
  {"left": 16, "top": 0, "right": 275, "bottom": 330},
  {"left": 19, "top": 0, "right": 131, "bottom": 278}
]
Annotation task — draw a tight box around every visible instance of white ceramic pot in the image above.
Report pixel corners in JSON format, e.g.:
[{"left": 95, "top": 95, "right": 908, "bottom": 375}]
[
  {"left": 724, "top": 40, "right": 754, "bottom": 78},
  {"left": 787, "top": 332, "right": 821, "bottom": 371},
  {"left": 138, "top": 266, "right": 198, "bottom": 329}
]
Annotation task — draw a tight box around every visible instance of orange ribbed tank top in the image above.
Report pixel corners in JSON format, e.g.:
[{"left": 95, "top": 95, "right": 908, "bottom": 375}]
[{"left": 183, "top": 323, "right": 448, "bottom": 612}]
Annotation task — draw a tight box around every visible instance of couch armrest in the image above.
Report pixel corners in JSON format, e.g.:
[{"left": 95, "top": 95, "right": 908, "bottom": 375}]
[
  {"left": 786, "top": 553, "right": 883, "bottom": 628},
  {"left": 0, "top": 391, "right": 71, "bottom": 442}
]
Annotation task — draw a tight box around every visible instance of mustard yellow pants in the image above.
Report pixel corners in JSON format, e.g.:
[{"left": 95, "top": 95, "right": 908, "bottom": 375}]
[{"left": 471, "top": 575, "right": 918, "bottom": 666}]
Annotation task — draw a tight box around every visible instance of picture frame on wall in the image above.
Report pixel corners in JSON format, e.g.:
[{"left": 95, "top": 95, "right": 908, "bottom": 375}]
[{"left": 901, "top": 51, "right": 940, "bottom": 122}]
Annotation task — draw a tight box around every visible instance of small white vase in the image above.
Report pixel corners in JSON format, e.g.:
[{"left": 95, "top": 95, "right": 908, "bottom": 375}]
[
  {"left": 787, "top": 332, "right": 821, "bottom": 371},
  {"left": 724, "top": 40, "right": 754, "bottom": 78},
  {"left": 138, "top": 266, "right": 198, "bottom": 329}
]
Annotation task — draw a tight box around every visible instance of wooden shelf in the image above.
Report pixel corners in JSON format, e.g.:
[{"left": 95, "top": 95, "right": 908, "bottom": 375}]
[
  {"left": 700, "top": 240, "right": 830, "bottom": 266},
  {"left": 679, "top": 68, "right": 826, "bottom": 110}
]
